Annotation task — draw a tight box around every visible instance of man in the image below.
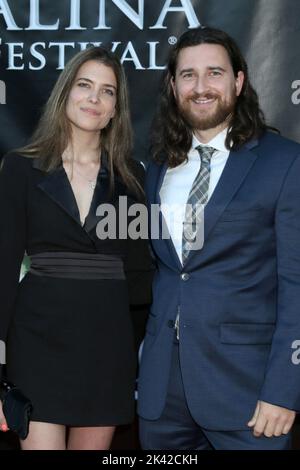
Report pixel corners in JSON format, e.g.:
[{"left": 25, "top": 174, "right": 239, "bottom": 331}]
[{"left": 137, "top": 26, "right": 300, "bottom": 450}]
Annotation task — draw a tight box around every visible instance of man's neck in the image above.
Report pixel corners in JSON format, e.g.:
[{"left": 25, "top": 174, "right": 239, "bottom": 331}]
[{"left": 194, "top": 121, "right": 228, "bottom": 144}]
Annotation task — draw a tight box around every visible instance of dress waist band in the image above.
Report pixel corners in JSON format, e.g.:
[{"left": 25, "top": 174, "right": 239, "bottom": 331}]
[{"left": 29, "top": 252, "right": 125, "bottom": 280}]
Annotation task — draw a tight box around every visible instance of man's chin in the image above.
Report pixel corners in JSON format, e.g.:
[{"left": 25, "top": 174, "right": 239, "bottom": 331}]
[
  {"left": 184, "top": 108, "right": 233, "bottom": 131},
  {"left": 185, "top": 115, "right": 222, "bottom": 131}
]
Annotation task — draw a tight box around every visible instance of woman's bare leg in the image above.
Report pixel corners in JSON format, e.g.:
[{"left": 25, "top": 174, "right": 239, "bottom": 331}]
[
  {"left": 67, "top": 426, "right": 115, "bottom": 450},
  {"left": 20, "top": 421, "right": 66, "bottom": 450}
]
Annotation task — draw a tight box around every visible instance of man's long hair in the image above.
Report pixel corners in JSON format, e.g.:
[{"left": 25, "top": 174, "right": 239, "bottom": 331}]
[{"left": 152, "top": 26, "right": 271, "bottom": 166}]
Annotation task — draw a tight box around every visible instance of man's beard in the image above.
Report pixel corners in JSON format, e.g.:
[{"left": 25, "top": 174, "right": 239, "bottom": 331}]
[{"left": 178, "top": 90, "right": 237, "bottom": 131}]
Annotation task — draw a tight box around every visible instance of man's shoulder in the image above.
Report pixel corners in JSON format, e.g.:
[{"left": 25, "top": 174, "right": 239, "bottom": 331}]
[
  {"left": 257, "top": 131, "right": 300, "bottom": 155},
  {"left": 145, "top": 155, "right": 165, "bottom": 174}
]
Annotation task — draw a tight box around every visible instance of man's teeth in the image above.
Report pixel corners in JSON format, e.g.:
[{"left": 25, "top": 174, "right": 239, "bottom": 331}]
[{"left": 194, "top": 98, "right": 214, "bottom": 103}]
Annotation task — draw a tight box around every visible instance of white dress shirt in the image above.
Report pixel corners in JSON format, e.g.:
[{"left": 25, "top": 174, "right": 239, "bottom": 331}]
[{"left": 159, "top": 128, "right": 230, "bottom": 264}]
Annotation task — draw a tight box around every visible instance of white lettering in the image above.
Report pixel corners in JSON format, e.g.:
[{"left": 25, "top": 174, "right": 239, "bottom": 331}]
[
  {"left": 96, "top": 204, "right": 117, "bottom": 240},
  {"left": 291, "top": 80, "right": 300, "bottom": 105},
  {"left": 96, "top": 0, "right": 111, "bottom": 29},
  {"left": 1, "top": 40, "right": 170, "bottom": 70},
  {"left": 0, "top": 340, "right": 6, "bottom": 364},
  {"left": 150, "top": 0, "right": 200, "bottom": 30},
  {"left": 111, "top": 41, "right": 121, "bottom": 53},
  {"left": 0, "top": 0, "right": 201, "bottom": 31},
  {"left": 292, "top": 340, "right": 300, "bottom": 365},
  {"left": 78, "top": 42, "right": 102, "bottom": 51},
  {"left": 119, "top": 41, "right": 145, "bottom": 69},
  {"left": 26, "top": 0, "right": 59, "bottom": 30},
  {"left": 0, "top": 79, "right": 6, "bottom": 104},
  {"left": 66, "top": 0, "right": 86, "bottom": 30},
  {"left": 48, "top": 42, "right": 76, "bottom": 69},
  {"left": 128, "top": 204, "right": 149, "bottom": 239},
  {"left": 29, "top": 42, "right": 46, "bottom": 70},
  {"left": 95, "top": 0, "right": 144, "bottom": 30},
  {"left": 0, "top": 0, "right": 21, "bottom": 30},
  {"left": 7, "top": 43, "right": 24, "bottom": 70},
  {"left": 148, "top": 42, "right": 166, "bottom": 70},
  {"left": 118, "top": 196, "right": 128, "bottom": 239}
]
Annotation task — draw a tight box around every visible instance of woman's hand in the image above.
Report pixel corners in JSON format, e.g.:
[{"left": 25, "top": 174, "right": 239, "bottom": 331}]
[{"left": 0, "top": 400, "right": 9, "bottom": 432}]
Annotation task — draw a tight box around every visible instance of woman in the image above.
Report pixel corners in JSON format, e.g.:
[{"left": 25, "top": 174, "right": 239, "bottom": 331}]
[{"left": 0, "top": 47, "right": 152, "bottom": 450}]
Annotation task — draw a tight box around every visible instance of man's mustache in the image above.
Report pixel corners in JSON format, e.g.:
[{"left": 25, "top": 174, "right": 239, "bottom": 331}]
[{"left": 186, "top": 92, "right": 220, "bottom": 101}]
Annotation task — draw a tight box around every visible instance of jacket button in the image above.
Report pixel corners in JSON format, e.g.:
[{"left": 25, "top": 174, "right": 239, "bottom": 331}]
[
  {"left": 181, "top": 273, "right": 190, "bottom": 281},
  {"left": 167, "top": 320, "right": 174, "bottom": 328}
]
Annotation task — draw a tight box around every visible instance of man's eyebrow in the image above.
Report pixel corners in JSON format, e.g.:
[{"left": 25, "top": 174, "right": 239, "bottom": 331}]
[
  {"left": 76, "top": 77, "right": 117, "bottom": 89},
  {"left": 178, "top": 66, "right": 226, "bottom": 76},
  {"left": 207, "top": 66, "right": 226, "bottom": 72},
  {"left": 178, "top": 68, "right": 194, "bottom": 76}
]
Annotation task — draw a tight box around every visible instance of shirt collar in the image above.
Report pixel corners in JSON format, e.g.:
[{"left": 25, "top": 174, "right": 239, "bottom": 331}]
[{"left": 192, "top": 127, "right": 229, "bottom": 154}]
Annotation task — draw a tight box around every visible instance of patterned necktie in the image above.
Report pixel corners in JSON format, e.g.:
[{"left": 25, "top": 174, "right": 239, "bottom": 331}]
[{"left": 182, "top": 145, "right": 215, "bottom": 263}]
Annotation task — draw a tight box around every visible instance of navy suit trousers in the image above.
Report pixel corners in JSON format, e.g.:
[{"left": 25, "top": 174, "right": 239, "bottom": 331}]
[{"left": 139, "top": 340, "right": 291, "bottom": 450}]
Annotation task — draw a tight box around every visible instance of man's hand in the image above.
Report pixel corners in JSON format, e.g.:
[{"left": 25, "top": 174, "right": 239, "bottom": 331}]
[{"left": 247, "top": 400, "right": 296, "bottom": 437}]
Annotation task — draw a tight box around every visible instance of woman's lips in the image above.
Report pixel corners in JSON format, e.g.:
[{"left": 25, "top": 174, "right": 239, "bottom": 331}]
[{"left": 80, "top": 107, "right": 101, "bottom": 116}]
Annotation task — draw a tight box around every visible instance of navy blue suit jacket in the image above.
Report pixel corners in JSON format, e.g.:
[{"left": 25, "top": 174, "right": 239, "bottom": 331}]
[{"left": 138, "top": 131, "right": 300, "bottom": 430}]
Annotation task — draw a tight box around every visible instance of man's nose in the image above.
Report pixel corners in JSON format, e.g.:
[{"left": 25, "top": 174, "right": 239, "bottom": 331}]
[{"left": 192, "top": 75, "right": 208, "bottom": 94}]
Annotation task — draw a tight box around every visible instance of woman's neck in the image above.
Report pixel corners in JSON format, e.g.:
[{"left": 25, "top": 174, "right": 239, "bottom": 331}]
[{"left": 64, "top": 128, "right": 101, "bottom": 164}]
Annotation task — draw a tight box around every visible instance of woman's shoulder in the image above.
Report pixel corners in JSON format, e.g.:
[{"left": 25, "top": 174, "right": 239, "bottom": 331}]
[
  {"left": 1, "top": 152, "right": 34, "bottom": 167},
  {"left": 0, "top": 152, "right": 35, "bottom": 178}
]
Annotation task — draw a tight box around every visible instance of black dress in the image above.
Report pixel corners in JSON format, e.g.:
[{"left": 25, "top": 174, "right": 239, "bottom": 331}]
[{"left": 0, "top": 152, "right": 153, "bottom": 426}]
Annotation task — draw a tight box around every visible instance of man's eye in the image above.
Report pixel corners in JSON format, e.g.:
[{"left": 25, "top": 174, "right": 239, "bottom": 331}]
[
  {"left": 182, "top": 73, "right": 193, "bottom": 80},
  {"left": 210, "top": 71, "right": 222, "bottom": 76}
]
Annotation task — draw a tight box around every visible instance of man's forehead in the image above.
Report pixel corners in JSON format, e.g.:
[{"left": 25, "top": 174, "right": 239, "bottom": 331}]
[{"left": 176, "top": 43, "right": 231, "bottom": 68}]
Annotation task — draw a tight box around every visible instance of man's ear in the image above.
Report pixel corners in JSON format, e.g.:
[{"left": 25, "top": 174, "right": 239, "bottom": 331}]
[
  {"left": 235, "top": 71, "right": 244, "bottom": 97},
  {"left": 170, "top": 76, "right": 177, "bottom": 99}
]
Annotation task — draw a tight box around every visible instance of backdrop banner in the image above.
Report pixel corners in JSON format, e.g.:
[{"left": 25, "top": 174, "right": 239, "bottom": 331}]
[{"left": 0, "top": 0, "right": 300, "bottom": 162}]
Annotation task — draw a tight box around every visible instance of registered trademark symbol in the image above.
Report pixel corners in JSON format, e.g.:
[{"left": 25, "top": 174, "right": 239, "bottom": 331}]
[{"left": 168, "top": 36, "right": 177, "bottom": 45}]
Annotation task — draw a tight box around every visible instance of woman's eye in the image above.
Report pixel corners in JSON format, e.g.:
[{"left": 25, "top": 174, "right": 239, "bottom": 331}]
[
  {"left": 183, "top": 73, "right": 193, "bottom": 80},
  {"left": 103, "top": 88, "right": 115, "bottom": 96},
  {"left": 78, "top": 82, "right": 89, "bottom": 88}
]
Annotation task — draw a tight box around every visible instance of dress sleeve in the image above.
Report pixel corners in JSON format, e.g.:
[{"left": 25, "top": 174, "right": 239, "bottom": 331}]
[
  {"left": 123, "top": 159, "right": 155, "bottom": 306},
  {"left": 0, "top": 154, "right": 27, "bottom": 377},
  {"left": 122, "top": 159, "right": 155, "bottom": 353}
]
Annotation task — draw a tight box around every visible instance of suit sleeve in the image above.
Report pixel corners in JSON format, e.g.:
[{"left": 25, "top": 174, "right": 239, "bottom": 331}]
[
  {"left": 0, "top": 154, "right": 27, "bottom": 378},
  {"left": 259, "top": 154, "right": 300, "bottom": 411},
  {"left": 123, "top": 159, "right": 155, "bottom": 306}
]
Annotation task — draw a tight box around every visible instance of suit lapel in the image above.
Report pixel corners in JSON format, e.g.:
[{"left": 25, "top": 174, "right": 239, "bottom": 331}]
[
  {"left": 35, "top": 162, "right": 81, "bottom": 227},
  {"left": 148, "top": 160, "right": 182, "bottom": 271},
  {"left": 34, "top": 152, "right": 113, "bottom": 235},
  {"left": 83, "top": 155, "right": 111, "bottom": 234},
  {"left": 154, "top": 162, "right": 167, "bottom": 205}
]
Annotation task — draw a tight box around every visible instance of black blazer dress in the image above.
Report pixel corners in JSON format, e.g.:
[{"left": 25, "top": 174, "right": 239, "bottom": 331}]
[{"left": 0, "top": 152, "right": 153, "bottom": 426}]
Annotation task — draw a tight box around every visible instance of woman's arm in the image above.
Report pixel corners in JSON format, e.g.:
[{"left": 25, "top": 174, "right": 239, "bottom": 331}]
[{"left": 0, "top": 154, "right": 27, "bottom": 379}]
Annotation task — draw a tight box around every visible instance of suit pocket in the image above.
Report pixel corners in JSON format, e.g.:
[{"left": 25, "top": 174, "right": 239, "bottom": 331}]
[
  {"left": 220, "top": 323, "right": 275, "bottom": 345},
  {"left": 217, "top": 209, "right": 265, "bottom": 222}
]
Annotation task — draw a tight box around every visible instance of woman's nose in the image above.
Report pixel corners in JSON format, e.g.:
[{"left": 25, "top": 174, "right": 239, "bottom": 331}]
[{"left": 87, "top": 90, "right": 100, "bottom": 103}]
